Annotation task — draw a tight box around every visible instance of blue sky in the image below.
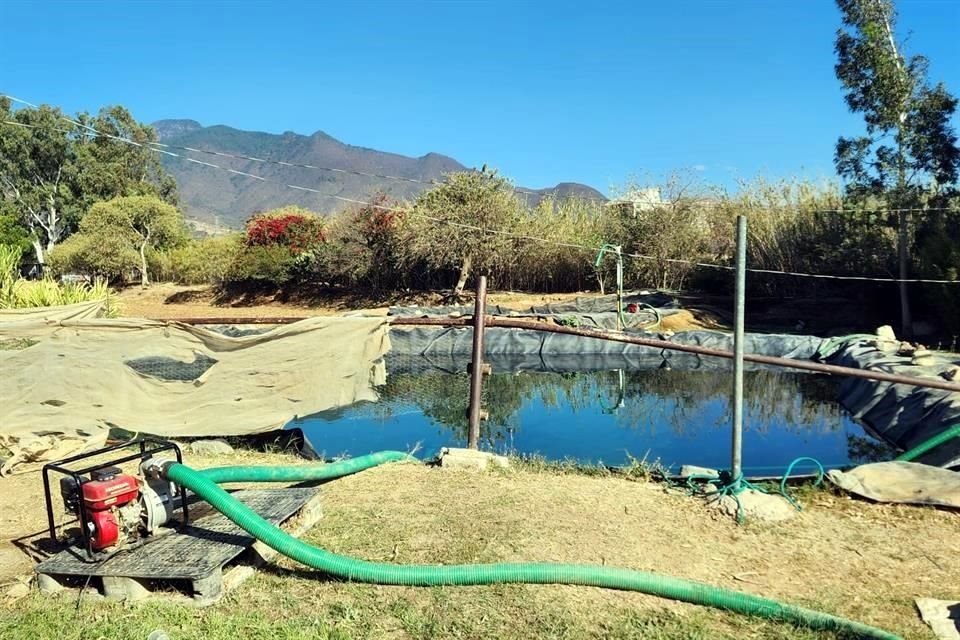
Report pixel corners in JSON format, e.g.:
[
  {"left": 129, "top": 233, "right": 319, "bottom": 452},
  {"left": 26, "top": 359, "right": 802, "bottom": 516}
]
[{"left": 1, "top": 0, "right": 957, "bottom": 194}]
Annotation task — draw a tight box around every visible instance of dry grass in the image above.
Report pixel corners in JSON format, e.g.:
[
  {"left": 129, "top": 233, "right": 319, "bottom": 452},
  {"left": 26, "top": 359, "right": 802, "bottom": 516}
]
[{"left": 3, "top": 453, "right": 954, "bottom": 639}]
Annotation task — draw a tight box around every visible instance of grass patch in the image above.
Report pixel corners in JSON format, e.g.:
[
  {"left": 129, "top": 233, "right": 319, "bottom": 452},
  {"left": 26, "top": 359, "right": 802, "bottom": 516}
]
[
  {"left": 0, "top": 590, "right": 846, "bottom": 640},
  {"left": 508, "top": 450, "right": 669, "bottom": 481},
  {"left": 3, "top": 457, "right": 949, "bottom": 639}
]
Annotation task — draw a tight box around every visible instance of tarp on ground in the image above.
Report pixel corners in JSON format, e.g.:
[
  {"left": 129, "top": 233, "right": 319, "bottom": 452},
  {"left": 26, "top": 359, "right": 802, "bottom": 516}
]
[
  {"left": 0, "top": 309, "right": 391, "bottom": 474},
  {"left": 0, "top": 299, "right": 106, "bottom": 324},
  {"left": 388, "top": 291, "right": 681, "bottom": 330},
  {"left": 827, "top": 461, "right": 960, "bottom": 509}
]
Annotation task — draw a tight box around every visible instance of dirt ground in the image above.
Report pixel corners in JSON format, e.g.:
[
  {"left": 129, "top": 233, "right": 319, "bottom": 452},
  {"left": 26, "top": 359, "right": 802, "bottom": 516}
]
[
  {"left": 2, "top": 448, "right": 957, "bottom": 639},
  {"left": 115, "top": 283, "right": 724, "bottom": 332}
]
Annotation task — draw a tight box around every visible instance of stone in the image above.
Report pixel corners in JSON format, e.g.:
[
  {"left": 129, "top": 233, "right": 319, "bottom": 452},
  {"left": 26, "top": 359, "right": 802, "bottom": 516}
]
[
  {"left": 221, "top": 566, "right": 255, "bottom": 592},
  {"left": 708, "top": 489, "right": 796, "bottom": 522},
  {"left": 875, "top": 325, "right": 897, "bottom": 342},
  {"left": 102, "top": 575, "right": 151, "bottom": 602},
  {"left": 874, "top": 325, "right": 899, "bottom": 352},
  {"left": 187, "top": 439, "right": 234, "bottom": 456},
  {"left": 438, "top": 447, "right": 509, "bottom": 471},
  {"left": 898, "top": 342, "right": 919, "bottom": 357},
  {"left": 36, "top": 573, "right": 62, "bottom": 594},
  {"left": 679, "top": 465, "right": 719, "bottom": 479},
  {"left": 941, "top": 366, "right": 960, "bottom": 381},
  {"left": 191, "top": 568, "right": 222, "bottom": 603},
  {"left": 3, "top": 582, "right": 29, "bottom": 602}
]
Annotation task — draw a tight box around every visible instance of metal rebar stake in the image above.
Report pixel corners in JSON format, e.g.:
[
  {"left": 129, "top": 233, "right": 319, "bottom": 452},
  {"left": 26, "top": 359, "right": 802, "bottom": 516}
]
[
  {"left": 731, "top": 216, "right": 747, "bottom": 484},
  {"left": 467, "top": 276, "right": 488, "bottom": 449}
]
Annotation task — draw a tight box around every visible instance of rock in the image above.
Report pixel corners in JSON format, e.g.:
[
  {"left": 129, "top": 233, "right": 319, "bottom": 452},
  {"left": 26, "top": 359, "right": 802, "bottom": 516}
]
[
  {"left": 874, "top": 325, "right": 899, "bottom": 352},
  {"left": 36, "top": 574, "right": 62, "bottom": 594},
  {"left": 3, "top": 582, "right": 29, "bottom": 602},
  {"left": 438, "top": 447, "right": 509, "bottom": 471},
  {"left": 912, "top": 349, "right": 938, "bottom": 367},
  {"left": 876, "top": 325, "right": 897, "bottom": 342},
  {"left": 941, "top": 366, "right": 960, "bottom": 381},
  {"left": 187, "top": 439, "right": 234, "bottom": 456},
  {"left": 898, "top": 342, "right": 919, "bottom": 357},
  {"left": 679, "top": 465, "right": 719, "bottom": 479},
  {"left": 709, "top": 489, "right": 796, "bottom": 522},
  {"left": 102, "top": 575, "right": 151, "bottom": 602}
]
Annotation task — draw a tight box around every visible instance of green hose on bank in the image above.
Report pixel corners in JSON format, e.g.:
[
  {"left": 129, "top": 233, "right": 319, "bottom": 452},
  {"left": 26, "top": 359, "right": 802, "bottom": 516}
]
[{"left": 166, "top": 453, "right": 898, "bottom": 640}]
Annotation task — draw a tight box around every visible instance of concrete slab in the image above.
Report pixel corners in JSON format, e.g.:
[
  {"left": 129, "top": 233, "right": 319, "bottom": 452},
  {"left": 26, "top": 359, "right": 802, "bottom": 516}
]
[
  {"left": 439, "top": 447, "right": 509, "bottom": 471},
  {"left": 679, "top": 465, "right": 719, "bottom": 479}
]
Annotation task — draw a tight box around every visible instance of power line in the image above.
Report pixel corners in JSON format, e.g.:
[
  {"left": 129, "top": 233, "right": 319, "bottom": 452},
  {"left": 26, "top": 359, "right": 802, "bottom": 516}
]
[
  {"left": 4, "top": 94, "right": 956, "bottom": 216},
  {"left": 3, "top": 96, "right": 960, "bottom": 284},
  {"left": 1, "top": 94, "right": 604, "bottom": 204}
]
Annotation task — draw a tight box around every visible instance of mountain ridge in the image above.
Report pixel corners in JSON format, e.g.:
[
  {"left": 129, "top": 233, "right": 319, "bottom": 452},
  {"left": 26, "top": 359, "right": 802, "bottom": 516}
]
[{"left": 152, "top": 119, "right": 606, "bottom": 227}]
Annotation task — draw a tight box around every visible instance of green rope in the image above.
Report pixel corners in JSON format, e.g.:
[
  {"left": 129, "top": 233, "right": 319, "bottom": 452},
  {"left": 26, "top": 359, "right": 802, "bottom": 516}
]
[{"left": 677, "top": 457, "right": 826, "bottom": 523}]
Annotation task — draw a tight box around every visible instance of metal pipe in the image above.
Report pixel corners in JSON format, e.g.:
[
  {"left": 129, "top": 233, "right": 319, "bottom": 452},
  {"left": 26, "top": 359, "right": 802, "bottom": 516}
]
[
  {"left": 390, "top": 316, "right": 960, "bottom": 393},
  {"left": 731, "top": 216, "right": 747, "bottom": 483},
  {"left": 157, "top": 312, "right": 960, "bottom": 394},
  {"left": 467, "top": 276, "right": 488, "bottom": 449}
]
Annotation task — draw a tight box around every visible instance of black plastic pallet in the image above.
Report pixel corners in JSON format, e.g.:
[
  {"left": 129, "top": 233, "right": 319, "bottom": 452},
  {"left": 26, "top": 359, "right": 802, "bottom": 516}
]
[{"left": 36, "top": 487, "right": 321, "bottom": 605}]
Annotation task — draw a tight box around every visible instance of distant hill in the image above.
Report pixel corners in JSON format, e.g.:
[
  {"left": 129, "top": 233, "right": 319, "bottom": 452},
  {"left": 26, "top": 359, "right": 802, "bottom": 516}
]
[{"left": 153, "top": 120, "right": 606, "bottom": 228}]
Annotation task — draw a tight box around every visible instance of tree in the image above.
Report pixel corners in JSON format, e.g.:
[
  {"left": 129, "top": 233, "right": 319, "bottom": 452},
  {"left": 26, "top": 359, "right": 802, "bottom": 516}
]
[
  {"left": 407, "top": 167, "right": 522, "bottom": 298},
  {"left": 51, "top": 196, "right": 185, "bottom": 285},
  {"left": 0, "top": 203, "right": 32, "bottom": 259},
  {"left": 0, "top": 97, "right": 177, "bottom": 265},
  {"left": 834, "top": 0, "right": 960, "bottom": 334}
]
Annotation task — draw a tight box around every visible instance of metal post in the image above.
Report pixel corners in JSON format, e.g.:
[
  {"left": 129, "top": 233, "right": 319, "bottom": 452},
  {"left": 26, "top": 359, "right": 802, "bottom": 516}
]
[
  {"left": 467, "top": 276, "right": 488, "bottom": 449},
  {"left": 731, "top": 216, "right": 747, "bottom": 484}
]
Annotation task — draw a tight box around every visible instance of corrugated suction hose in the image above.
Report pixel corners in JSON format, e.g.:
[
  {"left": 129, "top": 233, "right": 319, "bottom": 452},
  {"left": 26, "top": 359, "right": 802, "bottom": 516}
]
[{"left": 163, "top": 452, "right": 898, "bottom": 640}]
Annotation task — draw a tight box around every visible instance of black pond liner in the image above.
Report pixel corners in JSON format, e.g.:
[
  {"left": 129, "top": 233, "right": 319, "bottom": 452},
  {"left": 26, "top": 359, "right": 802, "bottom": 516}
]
[{"left": 387, "top": 325, "right": 960, "bottom": 468}]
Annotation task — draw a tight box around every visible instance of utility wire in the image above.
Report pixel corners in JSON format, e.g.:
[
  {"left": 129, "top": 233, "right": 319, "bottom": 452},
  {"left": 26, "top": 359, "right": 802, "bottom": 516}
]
[
  {"left": 2, "top": 96, "right": 960, "bottom": 284},
  {"left": 3, "top": 94, "right": 956, "bottom": 215}
]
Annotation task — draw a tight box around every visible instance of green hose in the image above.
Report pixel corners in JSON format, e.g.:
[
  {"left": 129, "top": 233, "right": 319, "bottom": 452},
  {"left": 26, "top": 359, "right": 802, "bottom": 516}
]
[
  {"left": 198, "top": 450, "right": 412, "bottom": 484},
  {"left": 896, "top": 423, "right": 960, "bottom": 462},
  {"left": 165, "top": 455, "right": 898, "bottom": 640}
]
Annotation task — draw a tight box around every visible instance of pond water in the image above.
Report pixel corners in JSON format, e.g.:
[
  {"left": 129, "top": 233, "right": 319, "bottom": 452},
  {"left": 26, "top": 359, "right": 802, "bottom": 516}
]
[{"left": 289, "top": 366, "right": 887, "bottom": 476}]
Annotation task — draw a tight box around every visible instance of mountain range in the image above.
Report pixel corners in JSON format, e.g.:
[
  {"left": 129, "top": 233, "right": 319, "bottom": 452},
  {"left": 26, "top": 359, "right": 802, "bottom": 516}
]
[{"left": 152, "top": 119, "right": 606, "bottom": 229}]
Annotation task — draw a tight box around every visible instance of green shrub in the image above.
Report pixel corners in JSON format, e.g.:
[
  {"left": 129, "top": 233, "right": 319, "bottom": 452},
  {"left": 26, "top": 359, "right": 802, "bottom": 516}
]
[
  {"left": 151, "top": 234, "right": 243, "bottom": 285},
  {"left": 48, "top": 233, "right": 139, "bottom": 282},
  {"left": 228, "top": 243, "right": 298, "bottom": 284}
]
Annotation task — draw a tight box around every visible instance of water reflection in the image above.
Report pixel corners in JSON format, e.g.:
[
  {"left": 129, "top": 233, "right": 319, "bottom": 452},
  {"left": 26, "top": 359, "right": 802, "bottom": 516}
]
[{"left": 291, "top": 368, "right": 884, "bottom": 474}]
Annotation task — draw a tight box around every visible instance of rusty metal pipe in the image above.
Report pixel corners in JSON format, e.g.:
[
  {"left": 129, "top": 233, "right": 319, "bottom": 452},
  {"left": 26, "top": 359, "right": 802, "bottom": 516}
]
[
  {"left": 467, "top": 277, "right": 488, "bottom": 450},
  {"left": 157, "top": 313, "right": 960, "bottom": 393},
  {"left": 391, "top": 316, "right": 960, "bottom": 394}
]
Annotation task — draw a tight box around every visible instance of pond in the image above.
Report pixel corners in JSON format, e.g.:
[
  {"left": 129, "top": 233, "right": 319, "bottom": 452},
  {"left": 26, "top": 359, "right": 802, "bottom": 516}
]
[{"left": 289, "top": 365, "right": 889, "bottom": 476}]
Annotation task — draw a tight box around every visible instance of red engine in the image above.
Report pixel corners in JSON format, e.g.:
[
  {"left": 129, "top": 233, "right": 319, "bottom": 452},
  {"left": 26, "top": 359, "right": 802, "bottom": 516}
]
[{"left": 63, "top": 467, "right": 141, "bottom": 551}]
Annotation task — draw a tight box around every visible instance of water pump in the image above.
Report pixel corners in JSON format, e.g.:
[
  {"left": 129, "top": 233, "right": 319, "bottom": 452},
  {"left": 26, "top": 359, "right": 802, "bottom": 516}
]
[{"left": 43, "top": 439, "right": 189, "bottom": 560}]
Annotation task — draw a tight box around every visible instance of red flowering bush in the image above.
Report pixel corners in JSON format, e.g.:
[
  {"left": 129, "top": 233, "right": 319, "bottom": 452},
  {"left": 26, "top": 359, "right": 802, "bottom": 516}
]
[{"left": 245, "top": 207, "right": 326, "bottom": 254}]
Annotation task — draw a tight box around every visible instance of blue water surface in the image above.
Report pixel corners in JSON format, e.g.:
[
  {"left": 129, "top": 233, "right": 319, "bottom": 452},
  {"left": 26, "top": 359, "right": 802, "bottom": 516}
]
[{"left": 289, "top": 367, "right": 885, "bottom": 476}]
